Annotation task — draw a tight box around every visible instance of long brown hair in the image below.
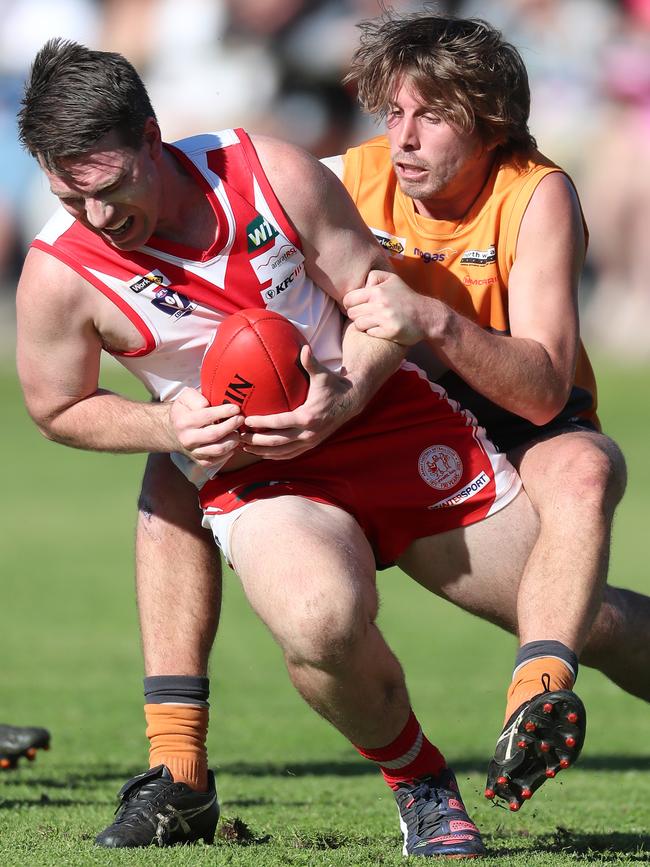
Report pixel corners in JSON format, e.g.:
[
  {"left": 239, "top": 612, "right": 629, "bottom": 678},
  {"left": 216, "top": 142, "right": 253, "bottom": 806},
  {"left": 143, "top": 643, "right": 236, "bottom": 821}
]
[{"left": 346, "top": 9, "right": 536, "bottom": 155}]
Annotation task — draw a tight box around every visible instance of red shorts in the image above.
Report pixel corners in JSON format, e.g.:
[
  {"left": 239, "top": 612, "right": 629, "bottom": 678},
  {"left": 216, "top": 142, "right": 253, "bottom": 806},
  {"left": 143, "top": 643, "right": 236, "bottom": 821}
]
[{"left": 200, "top": 363, "right": 521, "bottom": 568}]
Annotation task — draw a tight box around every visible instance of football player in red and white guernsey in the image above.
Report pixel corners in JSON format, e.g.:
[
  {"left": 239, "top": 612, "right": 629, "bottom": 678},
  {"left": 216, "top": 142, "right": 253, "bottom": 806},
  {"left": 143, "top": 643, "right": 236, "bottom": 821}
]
[{"left": 12, "top": 37, "right": 552, "bottom": 856}]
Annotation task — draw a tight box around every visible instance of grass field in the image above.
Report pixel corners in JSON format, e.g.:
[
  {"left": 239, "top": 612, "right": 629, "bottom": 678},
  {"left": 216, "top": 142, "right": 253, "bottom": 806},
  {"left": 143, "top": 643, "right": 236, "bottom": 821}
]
[{"left": 1, "top": 353, "right": 649, "bottom": 866}]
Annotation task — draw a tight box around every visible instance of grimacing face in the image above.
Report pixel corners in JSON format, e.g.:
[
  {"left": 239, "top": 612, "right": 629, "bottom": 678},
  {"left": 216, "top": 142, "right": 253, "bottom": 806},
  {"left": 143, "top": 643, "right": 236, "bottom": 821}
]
[
  {"left": 44, "top": 124, "right": 163, "bottom": 251},
  {"left": 386, "top": 77, "right": 491, "bottom": 219}
]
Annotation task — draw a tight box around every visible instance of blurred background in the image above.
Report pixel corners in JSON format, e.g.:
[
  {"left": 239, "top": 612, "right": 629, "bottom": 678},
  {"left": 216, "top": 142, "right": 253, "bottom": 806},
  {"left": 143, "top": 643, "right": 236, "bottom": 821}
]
[
  {"left": 0, "top": 0, "right": 649, "bottom": 358},
  {"left": 1, "top": 6, "right": 649, "bottom": 855}
]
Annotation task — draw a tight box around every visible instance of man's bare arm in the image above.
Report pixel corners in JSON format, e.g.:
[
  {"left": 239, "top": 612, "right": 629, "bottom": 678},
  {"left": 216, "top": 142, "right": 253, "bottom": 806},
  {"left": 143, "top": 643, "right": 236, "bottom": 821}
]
[
  {"left": 16, "top": 247, "right": 243, "bottom": 466},
  {"left": 240, "top": 137, "right": 405, "bottom": 458}
]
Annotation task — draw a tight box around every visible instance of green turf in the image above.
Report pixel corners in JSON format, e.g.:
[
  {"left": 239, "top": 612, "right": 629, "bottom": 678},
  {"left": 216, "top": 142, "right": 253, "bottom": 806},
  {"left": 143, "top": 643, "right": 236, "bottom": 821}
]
[{"left": 1, "top": 355, "right": 649, "bottom": 865}]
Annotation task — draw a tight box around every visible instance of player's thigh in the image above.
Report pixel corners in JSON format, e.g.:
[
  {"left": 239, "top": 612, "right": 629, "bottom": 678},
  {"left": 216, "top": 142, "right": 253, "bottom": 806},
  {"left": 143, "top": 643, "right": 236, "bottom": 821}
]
[
  {"left": 139, "top": 453, "right": 207, "bottom": 536},
  {"left": 230, "top": 495, "right": 378, "bottom": 650},
  {"left": 397, "top": 489, "right": 539, "bottom": 631},
  {"left": 509, "top": 430, "right": 627, "bottom": 513}
]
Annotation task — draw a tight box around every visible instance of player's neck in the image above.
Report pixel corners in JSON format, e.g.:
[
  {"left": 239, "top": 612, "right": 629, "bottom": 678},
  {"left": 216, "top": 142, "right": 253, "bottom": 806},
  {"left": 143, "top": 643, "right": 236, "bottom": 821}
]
[
  {"left": 155, "top": 149, "right": 218, "bottom": 250},
  {"left": 414, "top": 153, "right": 495, "bottom": 223}
]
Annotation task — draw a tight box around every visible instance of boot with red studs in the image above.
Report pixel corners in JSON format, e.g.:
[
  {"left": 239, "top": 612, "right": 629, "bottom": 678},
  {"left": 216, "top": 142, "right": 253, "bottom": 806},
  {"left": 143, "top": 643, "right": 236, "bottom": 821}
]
[{"left": 484, "top": 689, "right": 586, "bottom": 811}]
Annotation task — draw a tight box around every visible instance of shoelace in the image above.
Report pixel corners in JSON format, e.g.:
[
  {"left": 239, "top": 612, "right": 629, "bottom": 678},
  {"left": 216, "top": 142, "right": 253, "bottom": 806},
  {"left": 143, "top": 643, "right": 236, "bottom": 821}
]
[
  {"left": 112, "top": 779, "right": 171, "bottom": 822},
  {"left": 154, "top": 806, "right": 191, "bottom": 847},
  {"left": 407, "top": 780, "right": 446, "bottom": 836}
]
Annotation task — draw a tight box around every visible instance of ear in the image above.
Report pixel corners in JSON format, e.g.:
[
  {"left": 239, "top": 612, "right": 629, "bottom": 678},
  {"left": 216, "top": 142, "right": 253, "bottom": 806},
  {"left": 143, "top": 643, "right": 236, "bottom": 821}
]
[
  {"left": 484, "top": 133, "right": 505, "bottom": 153},
  {"left": 143, "top": 117, "right": 163, "bottom": 159}
]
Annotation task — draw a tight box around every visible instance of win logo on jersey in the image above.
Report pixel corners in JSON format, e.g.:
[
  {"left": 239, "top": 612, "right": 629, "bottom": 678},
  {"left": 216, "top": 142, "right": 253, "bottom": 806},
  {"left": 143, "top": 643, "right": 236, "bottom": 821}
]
[
  {"left": 129, "top": 270, "right": 197, "bottom": 320},
  {"left": 247, "top": 215, "right": 279, "bottom": 252}
]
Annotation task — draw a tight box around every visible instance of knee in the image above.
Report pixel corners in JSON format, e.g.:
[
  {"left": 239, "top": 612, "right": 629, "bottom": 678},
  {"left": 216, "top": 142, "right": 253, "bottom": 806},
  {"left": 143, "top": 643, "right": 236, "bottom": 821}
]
[
  {"left": 541, "top": 439, "right": 627, "bottom": 517},
  {"left": 283, "top": 591, "right": 375, "bottom": 673}
]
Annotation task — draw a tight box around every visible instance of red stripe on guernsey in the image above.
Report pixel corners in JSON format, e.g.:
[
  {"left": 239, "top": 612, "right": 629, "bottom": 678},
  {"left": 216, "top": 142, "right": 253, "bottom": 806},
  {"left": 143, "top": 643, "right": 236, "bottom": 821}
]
[
  {"left": 205, "top": 137, "right": 274, "bottom": 297},
  {"left": 31, "top": 238, "right": 155, "bottom": 357},
  {"left": 120, "top": 247, "right": 246, "bottom": 317},
  {"left": 235, "top": 128, "right": 301, "bottom": 248},
  {"left": 158, "top": 143, "right": 229, "bottom": 262},
  {"left": 33, "top": 215, "right": 247, "bottom": 323}
]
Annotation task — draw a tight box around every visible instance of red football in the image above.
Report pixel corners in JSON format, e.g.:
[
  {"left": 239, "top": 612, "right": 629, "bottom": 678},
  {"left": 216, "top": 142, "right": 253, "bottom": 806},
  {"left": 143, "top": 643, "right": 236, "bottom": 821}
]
[{"left": 201, "top": 309, "right": 309, "bottom": 416}]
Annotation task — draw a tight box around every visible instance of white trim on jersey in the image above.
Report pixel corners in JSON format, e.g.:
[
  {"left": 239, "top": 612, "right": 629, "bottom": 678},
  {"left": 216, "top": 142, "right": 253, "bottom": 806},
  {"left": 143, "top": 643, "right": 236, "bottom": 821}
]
[{"left": 320, "top": 154, "right": 344, "bottom": 180}]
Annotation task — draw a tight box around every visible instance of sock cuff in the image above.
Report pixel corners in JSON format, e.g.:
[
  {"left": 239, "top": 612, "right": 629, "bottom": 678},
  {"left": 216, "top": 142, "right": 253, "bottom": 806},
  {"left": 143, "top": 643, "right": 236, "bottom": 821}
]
[
  {"left": 381, "top": 744, "right": 446, "bottom": 789},
  {"left": 354, "top": 710, "right": 420, "bottom": 763},
  {"left": 143, "top": 675, "right": 210, "bottom": 706},
  {"left": 144, "top": 703, "right": 209, "bottom": 742},
  {"left": 513, "top": 640, "right": 579, "bottom": 681}
]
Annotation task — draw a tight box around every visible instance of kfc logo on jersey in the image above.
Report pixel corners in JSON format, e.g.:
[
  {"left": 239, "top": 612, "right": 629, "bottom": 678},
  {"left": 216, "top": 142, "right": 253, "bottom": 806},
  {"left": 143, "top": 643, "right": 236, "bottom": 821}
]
[
  {"left": 371, "top": 228, "right": 406, "bottom": 258},
  {"left": 418, "top": 445, "right": 464, "bottom": 491},
  {"left": 246, "top": 214, "right": 280, "bottom": 252},
  {"left": 460, "top": 244, "right": 496, "bottom": 266},
  {"left": 261, "top": 263, "right": 305, "bottom": 301}
]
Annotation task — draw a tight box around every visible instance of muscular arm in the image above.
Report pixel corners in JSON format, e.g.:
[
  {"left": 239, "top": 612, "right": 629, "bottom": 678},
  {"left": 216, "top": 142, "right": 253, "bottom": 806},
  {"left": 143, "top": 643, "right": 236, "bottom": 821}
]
[
  {"left": 16, "top": 247, "right": 242, "bottom": 464},
  {"left": 241, "top": 137, "right": 405, "bottom": 457},
  {"left": 258, "top": 136, "right": 405, "bottom": 396},
  {"left": 345, "top": 172, "right": 585, "bottom": 425}
]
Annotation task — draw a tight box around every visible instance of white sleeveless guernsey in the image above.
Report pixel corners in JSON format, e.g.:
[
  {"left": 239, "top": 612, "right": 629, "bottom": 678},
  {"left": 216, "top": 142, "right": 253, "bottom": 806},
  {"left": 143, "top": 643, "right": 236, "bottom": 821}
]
[
  {"left": 32, "top": 128, "right": 344, "bottom": 401},
  {"left": 31, "top": 128, "right": 345, "bottom": 484}
]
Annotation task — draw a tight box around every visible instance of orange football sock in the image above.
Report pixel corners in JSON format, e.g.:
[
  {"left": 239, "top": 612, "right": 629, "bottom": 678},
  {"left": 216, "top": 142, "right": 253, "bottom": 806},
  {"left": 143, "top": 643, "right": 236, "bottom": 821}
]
[
  {"left": 145, "top": 703, "right": 209, "bottom": 792},
  {"left": 504, "top": 657, "right": 575, "bottom": 725}
]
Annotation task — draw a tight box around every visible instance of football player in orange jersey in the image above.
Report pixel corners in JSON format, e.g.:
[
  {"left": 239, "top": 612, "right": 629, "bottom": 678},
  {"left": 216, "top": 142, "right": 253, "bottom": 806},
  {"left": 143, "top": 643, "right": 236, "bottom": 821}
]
[{"left": 340, "top": 9, "right": 649, "bottom": 809}]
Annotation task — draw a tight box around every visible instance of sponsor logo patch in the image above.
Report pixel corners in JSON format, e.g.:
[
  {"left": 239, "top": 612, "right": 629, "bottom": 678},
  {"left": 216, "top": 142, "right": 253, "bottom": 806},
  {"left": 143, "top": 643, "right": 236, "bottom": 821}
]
[
  {"left": 370, "top": 228, "right": 406, "bottom": 258},
  {"left": 129, "top": 269, "right": 170, "bottom": 293},
  {"left": 261, "top": 262, "right": 304, "bottom": 302},
  {"left": 249, "top": 236, "right": 304, "bottom": 286},
  {"left": 459, "top": 244, "right": 496, "bottom": 266},
  {"left": 463, "top": 275, "right": 498, "bottom": 286},
  {"left": 418, "top": 445, "right": 463, "bottom": 491},
  {"left": 246, "top": 214, "right": 279, "bottom": 252},
  {"left": 428, "top": 471, "right": 490, "bottom": 510},
  {"left": 129, "top": 270, "right": 197, "bottom": 320},
  {"left": 259, "top": 244, "right": 298, "bottom": 270},
  {"left": 414, "top": 246, "right": 457, "bottom": 264}
]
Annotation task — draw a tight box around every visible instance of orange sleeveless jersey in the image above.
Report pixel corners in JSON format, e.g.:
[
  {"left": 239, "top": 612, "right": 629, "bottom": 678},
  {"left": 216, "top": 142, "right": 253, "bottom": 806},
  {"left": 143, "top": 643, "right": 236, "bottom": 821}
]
[{"left": 342, "top": 136, "right": 599, "bottom": 449}]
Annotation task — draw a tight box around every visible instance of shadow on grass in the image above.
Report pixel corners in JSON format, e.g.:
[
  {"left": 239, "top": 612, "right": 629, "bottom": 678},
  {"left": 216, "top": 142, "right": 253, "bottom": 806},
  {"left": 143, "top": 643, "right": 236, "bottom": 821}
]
[
  {"left": 213, "top": 754, "right": 650, "bottom": 777},
  {"left": 0, "top": 767, "right": 143, "bottom": 790},
  {"left": 0, "top": 795, "right": 90, "bottom": 809},
  {"left": 490, "top": 827, "right": 650, "bottom": 861},
  {"left": 3, "top": 754, "right": 649, "bottom": 790}
]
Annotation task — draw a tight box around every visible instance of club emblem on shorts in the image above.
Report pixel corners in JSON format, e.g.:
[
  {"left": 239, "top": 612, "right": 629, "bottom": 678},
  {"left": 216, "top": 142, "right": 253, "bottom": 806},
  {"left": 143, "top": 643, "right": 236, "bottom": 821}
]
[{"left": 418, "top": 445, "right": 463, "bottom": 490}]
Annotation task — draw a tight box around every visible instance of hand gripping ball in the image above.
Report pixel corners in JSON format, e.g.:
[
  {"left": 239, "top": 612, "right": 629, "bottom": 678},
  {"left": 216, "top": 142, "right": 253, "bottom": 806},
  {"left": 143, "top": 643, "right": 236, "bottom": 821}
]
[{"left": 201, "top": 308, "right": 309, "bottom": 416}]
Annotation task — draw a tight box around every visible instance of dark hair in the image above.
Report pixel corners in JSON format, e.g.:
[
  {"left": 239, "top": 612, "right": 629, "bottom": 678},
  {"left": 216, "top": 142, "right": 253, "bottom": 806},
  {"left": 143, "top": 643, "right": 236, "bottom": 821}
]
[
  {"left": 18, "top": 38, "right": 157, "bottom": 172},
  {"left": 346, "top": 9, "right": 536, "bottom": 155}
]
